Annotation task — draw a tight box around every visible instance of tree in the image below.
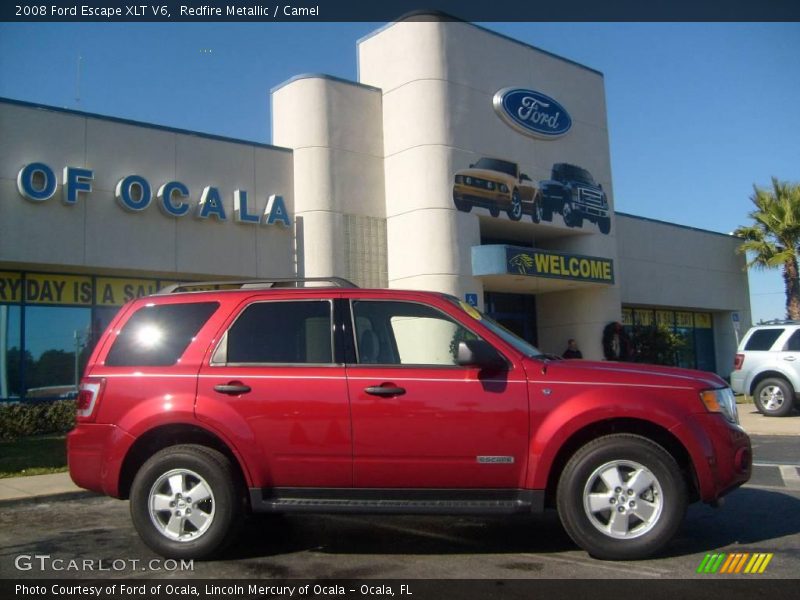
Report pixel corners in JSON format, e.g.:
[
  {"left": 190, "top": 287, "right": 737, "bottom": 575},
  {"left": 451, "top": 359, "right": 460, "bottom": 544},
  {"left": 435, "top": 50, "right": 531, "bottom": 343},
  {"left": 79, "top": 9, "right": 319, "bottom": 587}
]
[{"left": 735, "top": 178, "right": 800, "bottom": 320}]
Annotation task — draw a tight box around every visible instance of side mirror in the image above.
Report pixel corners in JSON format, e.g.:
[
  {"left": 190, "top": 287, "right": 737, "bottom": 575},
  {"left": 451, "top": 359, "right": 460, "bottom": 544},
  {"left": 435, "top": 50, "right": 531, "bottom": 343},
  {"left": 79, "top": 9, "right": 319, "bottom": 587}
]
[
  {"left": 520, "top": 173, "right": 531, "bottom": 182},
  {"left": 598, "top": 183, "right": 603, "bottom": 190},
  {"left": 457, "top": 339, "right": 507, "bottom": 371},
  {"left": 469, "top": 163, "right": 475, "bottom": 168}
]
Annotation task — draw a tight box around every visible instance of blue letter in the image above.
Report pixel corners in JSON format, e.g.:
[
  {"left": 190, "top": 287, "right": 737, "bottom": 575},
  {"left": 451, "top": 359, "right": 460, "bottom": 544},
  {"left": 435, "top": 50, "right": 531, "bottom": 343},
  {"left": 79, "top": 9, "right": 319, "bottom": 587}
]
[
  {"left": 197, "top": 186, "right": 227, "bottom": 221},
  {"left": 234, "top": 190, "right": 260, "bottom": 224},
  {"left": 17, "top": 163, "right": 57, "bottom": 202},
  {"left": 157, "top": 181, "right": 190, "bottom": 217},
  {"left": 63, "top": 166, "right": 94, "bottom": 205},
  {"left": 115, "top": 175, "right": 152, "bottom": 212},
  {"left": 264, "top": 194, "right": 291, "bottom": 227}
]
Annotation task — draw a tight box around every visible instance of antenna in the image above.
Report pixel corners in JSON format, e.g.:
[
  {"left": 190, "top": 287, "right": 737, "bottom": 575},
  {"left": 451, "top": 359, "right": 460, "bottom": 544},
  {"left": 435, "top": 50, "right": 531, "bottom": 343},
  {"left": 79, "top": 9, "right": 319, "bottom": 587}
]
[{"left": 75, "top": 54, "right": 82, "bottom": 106}]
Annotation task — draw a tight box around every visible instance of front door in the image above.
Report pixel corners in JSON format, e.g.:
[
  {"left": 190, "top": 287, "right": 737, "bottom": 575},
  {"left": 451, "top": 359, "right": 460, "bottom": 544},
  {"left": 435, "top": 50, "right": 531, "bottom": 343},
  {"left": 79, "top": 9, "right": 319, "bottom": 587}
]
[{"left": 345, "top": 298, "right": 529, "bottom": 489}]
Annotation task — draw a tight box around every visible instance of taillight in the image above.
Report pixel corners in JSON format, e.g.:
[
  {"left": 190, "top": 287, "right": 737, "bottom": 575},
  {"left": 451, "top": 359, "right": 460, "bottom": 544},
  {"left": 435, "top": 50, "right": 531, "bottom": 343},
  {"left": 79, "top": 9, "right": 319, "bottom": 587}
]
[
  {"left": 733, "top": 354, "right": 744, "bottom": 370},
  {"left": 76, "top": 378, "right": 105, "bottom": 422}
]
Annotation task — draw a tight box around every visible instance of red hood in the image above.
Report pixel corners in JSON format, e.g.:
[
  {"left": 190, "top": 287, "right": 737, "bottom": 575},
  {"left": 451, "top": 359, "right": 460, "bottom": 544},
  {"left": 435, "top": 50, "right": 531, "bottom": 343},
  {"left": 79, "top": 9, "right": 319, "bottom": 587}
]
[{"left": 526, "top": 358, "right": 727, "bottom": 391}]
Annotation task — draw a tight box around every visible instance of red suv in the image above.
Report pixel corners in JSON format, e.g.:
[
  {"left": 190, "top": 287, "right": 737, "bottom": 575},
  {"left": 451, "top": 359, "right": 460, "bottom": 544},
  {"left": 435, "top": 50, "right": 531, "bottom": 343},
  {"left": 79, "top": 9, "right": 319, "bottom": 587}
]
[{"left": 68, "top": 278, "right": 751, "bottom": 561}]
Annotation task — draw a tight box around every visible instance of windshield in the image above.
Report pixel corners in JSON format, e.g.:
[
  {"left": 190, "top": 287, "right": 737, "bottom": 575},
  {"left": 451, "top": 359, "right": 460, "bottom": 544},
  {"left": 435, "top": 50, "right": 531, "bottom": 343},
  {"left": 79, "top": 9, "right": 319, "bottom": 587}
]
[
  {"left": 445, "top": 296, "right": 543, "bottom": 358},
  {"left": 473, "top": 158, "right": 517, "bottom": 178},
  {"left": 559, "top": 164, "right": 595, "bottom": 185}
]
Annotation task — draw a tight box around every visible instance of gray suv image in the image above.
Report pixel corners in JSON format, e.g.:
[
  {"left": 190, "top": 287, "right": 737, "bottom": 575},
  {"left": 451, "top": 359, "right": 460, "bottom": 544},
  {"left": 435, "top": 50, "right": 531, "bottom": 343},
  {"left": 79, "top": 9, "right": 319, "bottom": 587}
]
[{"left": 730, "top": 321, "right": 800, "bottom": 416}]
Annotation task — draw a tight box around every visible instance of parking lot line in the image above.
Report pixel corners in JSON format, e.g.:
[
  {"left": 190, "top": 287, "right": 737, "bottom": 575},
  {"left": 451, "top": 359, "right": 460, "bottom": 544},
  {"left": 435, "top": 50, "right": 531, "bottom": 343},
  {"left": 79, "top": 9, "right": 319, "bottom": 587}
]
[{"left": 778, "top": 466, "right": 800, "bottom": 490}]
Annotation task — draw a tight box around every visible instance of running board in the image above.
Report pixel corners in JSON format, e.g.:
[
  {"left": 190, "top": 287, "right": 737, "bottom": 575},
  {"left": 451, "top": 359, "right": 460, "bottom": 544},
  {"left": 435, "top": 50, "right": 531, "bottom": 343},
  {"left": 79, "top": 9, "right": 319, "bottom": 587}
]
[{"left": 249, "top": 488, "right": 544, "bottom": 515}]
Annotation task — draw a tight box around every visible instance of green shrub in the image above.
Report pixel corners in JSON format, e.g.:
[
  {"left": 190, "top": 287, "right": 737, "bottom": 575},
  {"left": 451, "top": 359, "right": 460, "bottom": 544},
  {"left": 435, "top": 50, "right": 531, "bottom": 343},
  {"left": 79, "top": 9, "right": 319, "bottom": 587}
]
[{"left": 0, "top": 400, "right": 76, "bottom": 442}]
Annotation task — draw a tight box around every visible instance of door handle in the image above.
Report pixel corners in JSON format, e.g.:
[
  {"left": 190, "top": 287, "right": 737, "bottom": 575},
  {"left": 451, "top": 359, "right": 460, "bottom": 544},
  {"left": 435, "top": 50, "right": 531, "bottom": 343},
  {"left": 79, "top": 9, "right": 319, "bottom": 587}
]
[
  {"left": 364, "top": 385, "right": 406, "bottom": 397},
  {"left": 214, "top": 382, "right": 252, "bottom": 395},
  {"left": 784, "top": 356, "right": 796, "bottom": 361}
]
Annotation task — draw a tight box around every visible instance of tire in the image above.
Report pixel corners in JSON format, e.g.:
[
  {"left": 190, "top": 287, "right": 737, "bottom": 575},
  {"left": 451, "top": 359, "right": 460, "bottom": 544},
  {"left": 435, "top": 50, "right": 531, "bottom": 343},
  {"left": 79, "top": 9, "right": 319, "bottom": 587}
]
[
  {"left": 507, "top": 189, "right": 523, "bottom": 221},
  {"left": 556, "top": 434, "right": 687, "bottom": 560},
  {"left": 562, "top": 202, "right": 583, "bottom": 228},
  {"left": 130, "top": 444, "right": 243, "bottom": 559},
  {"left": 530, "top": 193, "right": 542, "bottom": 224},
  {"left": 598, "top": 216, "right": 611, "bottom": 234},
  {"left": 753, "top": 377, "right": 795, "bottom": 417}
]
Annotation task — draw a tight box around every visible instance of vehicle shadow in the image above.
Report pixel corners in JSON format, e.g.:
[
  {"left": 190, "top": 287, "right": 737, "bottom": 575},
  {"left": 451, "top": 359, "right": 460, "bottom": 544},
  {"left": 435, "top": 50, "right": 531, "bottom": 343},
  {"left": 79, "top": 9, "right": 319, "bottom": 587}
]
[
  {"left": 227, "top": 486, "right": 800, "bottom": 561},
  {"left": 227, "top": 511, "right": 573, "bottom": 560},
  {"left": 666, "top": 487, "right": 800, "bottom": 557}
]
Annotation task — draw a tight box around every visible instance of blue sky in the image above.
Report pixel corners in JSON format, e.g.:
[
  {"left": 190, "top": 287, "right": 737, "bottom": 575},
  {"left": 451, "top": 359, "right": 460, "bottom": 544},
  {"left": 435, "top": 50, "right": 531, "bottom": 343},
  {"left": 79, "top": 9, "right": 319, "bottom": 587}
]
[{"left": 1, "top": 21, "right": 798, "bottom": 324}]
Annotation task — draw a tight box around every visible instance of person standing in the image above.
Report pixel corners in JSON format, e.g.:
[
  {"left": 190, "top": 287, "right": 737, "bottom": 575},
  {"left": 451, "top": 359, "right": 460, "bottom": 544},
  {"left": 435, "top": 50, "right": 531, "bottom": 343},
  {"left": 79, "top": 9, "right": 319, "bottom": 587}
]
[{"left": 562, "top": 338, "right": 583, "bottom": 359}]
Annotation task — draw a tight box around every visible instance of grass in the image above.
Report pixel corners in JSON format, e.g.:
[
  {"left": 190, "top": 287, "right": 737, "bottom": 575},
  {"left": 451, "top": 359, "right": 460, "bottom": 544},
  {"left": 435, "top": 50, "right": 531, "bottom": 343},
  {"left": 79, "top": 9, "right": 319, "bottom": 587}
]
[{"left": 0, "top": 434, "right": 67, "bottom": 478}]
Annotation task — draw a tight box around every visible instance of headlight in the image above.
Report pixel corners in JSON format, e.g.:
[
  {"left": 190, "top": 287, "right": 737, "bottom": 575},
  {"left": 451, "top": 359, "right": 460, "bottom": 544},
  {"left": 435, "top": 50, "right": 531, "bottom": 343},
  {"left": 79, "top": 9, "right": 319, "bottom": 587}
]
[
  {"left": 487, "top": 181, "right": 495, "bottom": 190},
  {"left": 465, "top": 177, "right": 473, "bottom": 185},
  {"left": 700, "top": 388, "right": 739, "bottom": 424},
  {"left": 499, "top": 184, "right": 509, "bottom": 193},
  {"left": 455, "top": 175, "right": 463, "bottom": 184}
]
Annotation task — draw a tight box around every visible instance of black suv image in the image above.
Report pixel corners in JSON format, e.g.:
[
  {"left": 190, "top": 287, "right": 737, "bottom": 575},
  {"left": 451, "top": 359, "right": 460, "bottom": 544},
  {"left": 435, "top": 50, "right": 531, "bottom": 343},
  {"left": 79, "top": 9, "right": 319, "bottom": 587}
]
[{"left": 539, "top": 163, "right": 611, "bottom": 234}]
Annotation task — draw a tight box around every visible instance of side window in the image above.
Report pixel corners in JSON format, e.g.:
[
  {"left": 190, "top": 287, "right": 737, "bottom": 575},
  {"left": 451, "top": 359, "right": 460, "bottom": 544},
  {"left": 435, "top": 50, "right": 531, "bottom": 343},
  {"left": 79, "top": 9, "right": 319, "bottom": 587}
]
[
  {"left": 105, "top": 302, "right": 219, "bottom": 367},
  {"left": 744, "top": 329, "right": 784, "bottom": 351},
  {"left": 218, "top": 300, "right": 333, "bottom": 365},
  {"left": 352, "top": 300, "right": 478, "bottom": 366},
  {"left": 785, "top": 330, "right": 800, "bottom": 352}
]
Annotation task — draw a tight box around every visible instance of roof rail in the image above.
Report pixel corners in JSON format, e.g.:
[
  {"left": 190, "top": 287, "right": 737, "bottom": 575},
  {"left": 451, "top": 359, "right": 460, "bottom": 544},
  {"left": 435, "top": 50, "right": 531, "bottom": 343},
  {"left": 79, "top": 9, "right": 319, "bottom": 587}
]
[
  {"left": 758, "top": 319, "right": 800, "bottom": 325},
  {"left": 158, "top": 277, "right": 358, "bottom": 294}
]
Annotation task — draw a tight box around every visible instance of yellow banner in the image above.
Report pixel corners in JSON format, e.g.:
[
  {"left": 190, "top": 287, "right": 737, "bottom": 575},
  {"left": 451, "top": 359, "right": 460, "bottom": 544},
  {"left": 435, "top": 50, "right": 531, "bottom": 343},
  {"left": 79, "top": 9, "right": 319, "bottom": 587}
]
[
  {"left": 621, "top": 308, "right": 633, "bottom": 327},
  {"left": 96, "top": 278, "right": 160, "bottom": 306},
  {"left": 24, "top": 273, "right": 93, "bottom": 305},
  {"left": 0, "top": 271, "right": 23, "bottom": 302},
  {"left": 634, "top": 309, "right": 654, "bottom": 327},
  {"left": 676, "top": 311, "right": 694, "bottom": 328},
  {"left": 656, "top": 310, "right": 674, "bottom": 328},
  {"left": 694, "top": 312, "right": 713, "bottom": 329}
]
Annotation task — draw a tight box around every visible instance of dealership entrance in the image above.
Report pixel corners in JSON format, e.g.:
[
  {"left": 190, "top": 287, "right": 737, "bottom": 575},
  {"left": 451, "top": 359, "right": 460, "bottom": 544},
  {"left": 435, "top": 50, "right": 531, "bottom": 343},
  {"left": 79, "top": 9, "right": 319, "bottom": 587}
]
[{"left": 484, "top": 292, "right": 538, "bottom": 347}]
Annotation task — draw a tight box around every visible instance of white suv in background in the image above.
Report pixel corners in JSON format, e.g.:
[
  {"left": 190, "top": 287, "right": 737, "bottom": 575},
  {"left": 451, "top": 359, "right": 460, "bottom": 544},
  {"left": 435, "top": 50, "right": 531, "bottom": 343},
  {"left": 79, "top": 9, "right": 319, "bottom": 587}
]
[{"left": 731, "top": 321, "right": 800, "bottom": 417}]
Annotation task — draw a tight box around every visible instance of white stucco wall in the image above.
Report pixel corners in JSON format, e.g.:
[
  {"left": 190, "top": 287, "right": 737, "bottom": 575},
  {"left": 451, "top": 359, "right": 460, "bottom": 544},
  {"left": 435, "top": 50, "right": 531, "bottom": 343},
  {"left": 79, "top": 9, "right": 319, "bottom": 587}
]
[
  {"left": 615, "top": 213, "right": 752, "bottom": 373},
  {"left": 358, "top": 18, "right": 622, "bottom": 359},
  {"left": 271, "top": 76, "right": 387, "bottom": 286},
  {"left": 0, "top": 101, "right": 295, "bottom": 280}
]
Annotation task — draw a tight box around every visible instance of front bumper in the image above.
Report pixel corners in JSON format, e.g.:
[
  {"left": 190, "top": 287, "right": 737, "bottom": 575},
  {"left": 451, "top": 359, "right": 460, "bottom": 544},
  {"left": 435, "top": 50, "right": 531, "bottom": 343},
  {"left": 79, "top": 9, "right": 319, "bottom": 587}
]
[{"left": 674, "top": 414, "right": 752, "bottom": 503}]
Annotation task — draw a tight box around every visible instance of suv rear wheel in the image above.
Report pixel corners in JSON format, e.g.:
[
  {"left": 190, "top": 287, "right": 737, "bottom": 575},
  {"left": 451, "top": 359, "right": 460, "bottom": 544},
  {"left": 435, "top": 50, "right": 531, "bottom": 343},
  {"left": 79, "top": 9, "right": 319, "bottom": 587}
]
[
  {"left": 557, "top": 434, "right": 687, "bottom": 560},
  {"left": 130, "top": 444, "right": 242, "bottom": 559},
  {"left": 753, "top": 377, "right": 795, "bottom": 417}
]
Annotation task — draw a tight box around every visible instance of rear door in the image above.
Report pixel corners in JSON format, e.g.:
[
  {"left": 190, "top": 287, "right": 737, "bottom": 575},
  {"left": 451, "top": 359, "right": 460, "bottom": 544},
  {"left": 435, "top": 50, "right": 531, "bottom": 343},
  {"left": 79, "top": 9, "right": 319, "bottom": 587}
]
[
  {"left": 344, "top": 295, "right": 529, "bottom": 489},
  {"left": 196, "top": 293, "right": 351, "bottom": 488}
]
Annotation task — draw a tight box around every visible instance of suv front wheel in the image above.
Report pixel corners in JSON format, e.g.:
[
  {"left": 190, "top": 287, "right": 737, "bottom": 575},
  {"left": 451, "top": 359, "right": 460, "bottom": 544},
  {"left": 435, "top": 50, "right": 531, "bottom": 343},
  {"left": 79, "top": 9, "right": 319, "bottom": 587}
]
[
  {"left": 130, "top": 444, "right": 242, "bottom": 559},
  {"left": 753, "top": 377, "right": 795, "bottom": 417},
  {"left": 557, "top": 434, "right": 687, "bottom": 560}
]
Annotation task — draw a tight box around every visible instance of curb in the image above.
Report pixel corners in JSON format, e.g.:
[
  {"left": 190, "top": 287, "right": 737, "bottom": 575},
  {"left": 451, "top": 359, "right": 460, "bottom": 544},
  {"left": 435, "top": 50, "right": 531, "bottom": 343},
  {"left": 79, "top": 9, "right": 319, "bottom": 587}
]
[{"left": 0, "top": 490, "right": 100, "bottom": 508}]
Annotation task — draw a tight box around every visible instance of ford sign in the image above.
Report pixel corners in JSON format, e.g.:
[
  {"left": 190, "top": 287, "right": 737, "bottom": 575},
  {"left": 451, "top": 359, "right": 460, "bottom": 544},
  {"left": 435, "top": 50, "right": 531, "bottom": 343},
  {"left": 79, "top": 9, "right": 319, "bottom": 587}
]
[{"left": 493, "top": 87, "right": 572, "bottom": 139}]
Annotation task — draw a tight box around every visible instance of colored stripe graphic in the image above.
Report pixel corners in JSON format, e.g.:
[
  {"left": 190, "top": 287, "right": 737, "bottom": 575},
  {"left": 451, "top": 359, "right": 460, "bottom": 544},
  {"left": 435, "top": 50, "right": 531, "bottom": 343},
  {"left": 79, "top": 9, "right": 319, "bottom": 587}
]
[{"left": 698, "top": 552, "right": 772, "bottom": 574}]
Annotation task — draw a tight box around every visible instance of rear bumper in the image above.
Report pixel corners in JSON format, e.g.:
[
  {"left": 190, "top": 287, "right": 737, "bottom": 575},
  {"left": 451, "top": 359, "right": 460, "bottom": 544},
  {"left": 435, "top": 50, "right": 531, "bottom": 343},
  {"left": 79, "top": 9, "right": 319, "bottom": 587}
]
[
  {"left": 674, "top": 414, "right": 751, "bottom": 503},
  {"left": 730, "top": 370, "right": 746, "bottom": 395},
  {"left": 67, "top": 423, "right": 135, "bottom": 498}
]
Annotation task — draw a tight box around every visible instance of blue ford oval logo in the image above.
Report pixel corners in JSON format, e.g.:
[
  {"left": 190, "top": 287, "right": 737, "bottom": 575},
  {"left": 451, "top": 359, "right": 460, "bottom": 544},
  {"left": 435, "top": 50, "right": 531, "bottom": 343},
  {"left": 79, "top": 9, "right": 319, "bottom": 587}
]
[{"left": 493, "top": 87, "right": 572, "bottom": 139}]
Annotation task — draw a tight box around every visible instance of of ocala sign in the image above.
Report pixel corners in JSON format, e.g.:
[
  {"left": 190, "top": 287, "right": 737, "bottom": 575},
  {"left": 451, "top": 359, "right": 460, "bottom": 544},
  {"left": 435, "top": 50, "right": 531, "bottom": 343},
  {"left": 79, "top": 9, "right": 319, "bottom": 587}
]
[
  {"left": 15, "top": 162, "right": 291, "bottom": 227},
  {"left": 493, "top": 87, "right": 572, "bottom": 139}
]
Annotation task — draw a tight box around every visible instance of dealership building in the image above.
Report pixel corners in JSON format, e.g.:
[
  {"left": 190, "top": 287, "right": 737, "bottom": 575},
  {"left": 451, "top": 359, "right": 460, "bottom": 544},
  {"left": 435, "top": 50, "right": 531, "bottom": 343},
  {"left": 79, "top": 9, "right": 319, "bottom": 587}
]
[{"left": 0, "top": 16, "right": 750, "bottom": 400}]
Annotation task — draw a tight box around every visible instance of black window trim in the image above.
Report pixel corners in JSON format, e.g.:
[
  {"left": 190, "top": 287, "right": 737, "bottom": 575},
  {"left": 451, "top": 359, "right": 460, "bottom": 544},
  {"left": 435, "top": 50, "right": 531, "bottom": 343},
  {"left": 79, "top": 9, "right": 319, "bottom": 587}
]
[
  {"left": 346, "top": 298, "right": 499, "bottom": 369},
  {"left": 209, "top": 298, "right": 339, "bottom": 367}
]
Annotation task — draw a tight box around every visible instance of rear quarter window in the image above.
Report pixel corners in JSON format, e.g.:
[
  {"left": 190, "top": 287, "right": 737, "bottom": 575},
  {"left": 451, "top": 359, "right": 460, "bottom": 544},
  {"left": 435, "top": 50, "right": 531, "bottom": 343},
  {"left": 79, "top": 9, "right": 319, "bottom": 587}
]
[
  {"left": 743, "top": 328, "right": 785, "bottom": 351},
  {"left": 104, "top": 302, "right": 219, "bottom": 366}
]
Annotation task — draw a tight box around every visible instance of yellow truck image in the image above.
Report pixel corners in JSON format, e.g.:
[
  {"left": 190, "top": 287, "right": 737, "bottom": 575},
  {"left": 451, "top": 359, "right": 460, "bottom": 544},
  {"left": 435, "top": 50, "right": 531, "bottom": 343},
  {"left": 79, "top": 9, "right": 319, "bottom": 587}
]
[{"left": 453, "top": 157, "right": 540, "bottom": 221}]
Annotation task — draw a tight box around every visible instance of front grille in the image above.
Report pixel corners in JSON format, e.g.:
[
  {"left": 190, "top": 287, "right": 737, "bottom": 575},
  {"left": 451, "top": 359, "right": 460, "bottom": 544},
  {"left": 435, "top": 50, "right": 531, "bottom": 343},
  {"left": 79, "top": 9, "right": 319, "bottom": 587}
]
[{"left": 579, "top": 187, "right": 604, "bottom": 207}]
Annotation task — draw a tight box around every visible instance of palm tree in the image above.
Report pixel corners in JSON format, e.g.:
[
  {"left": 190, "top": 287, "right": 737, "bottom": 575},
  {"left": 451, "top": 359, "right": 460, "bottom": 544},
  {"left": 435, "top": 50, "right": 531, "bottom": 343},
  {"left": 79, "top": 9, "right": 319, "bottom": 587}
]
[{"left": 735, "top": 178, "right": 800, "bottom": 320}]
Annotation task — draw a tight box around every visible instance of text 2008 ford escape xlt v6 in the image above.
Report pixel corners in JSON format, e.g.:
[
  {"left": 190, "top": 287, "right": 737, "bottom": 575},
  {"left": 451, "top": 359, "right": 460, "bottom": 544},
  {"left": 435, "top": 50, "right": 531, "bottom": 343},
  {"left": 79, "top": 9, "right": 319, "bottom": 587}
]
[{"left": 68, "top": 279, "right": 751, "bottom": 561}]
